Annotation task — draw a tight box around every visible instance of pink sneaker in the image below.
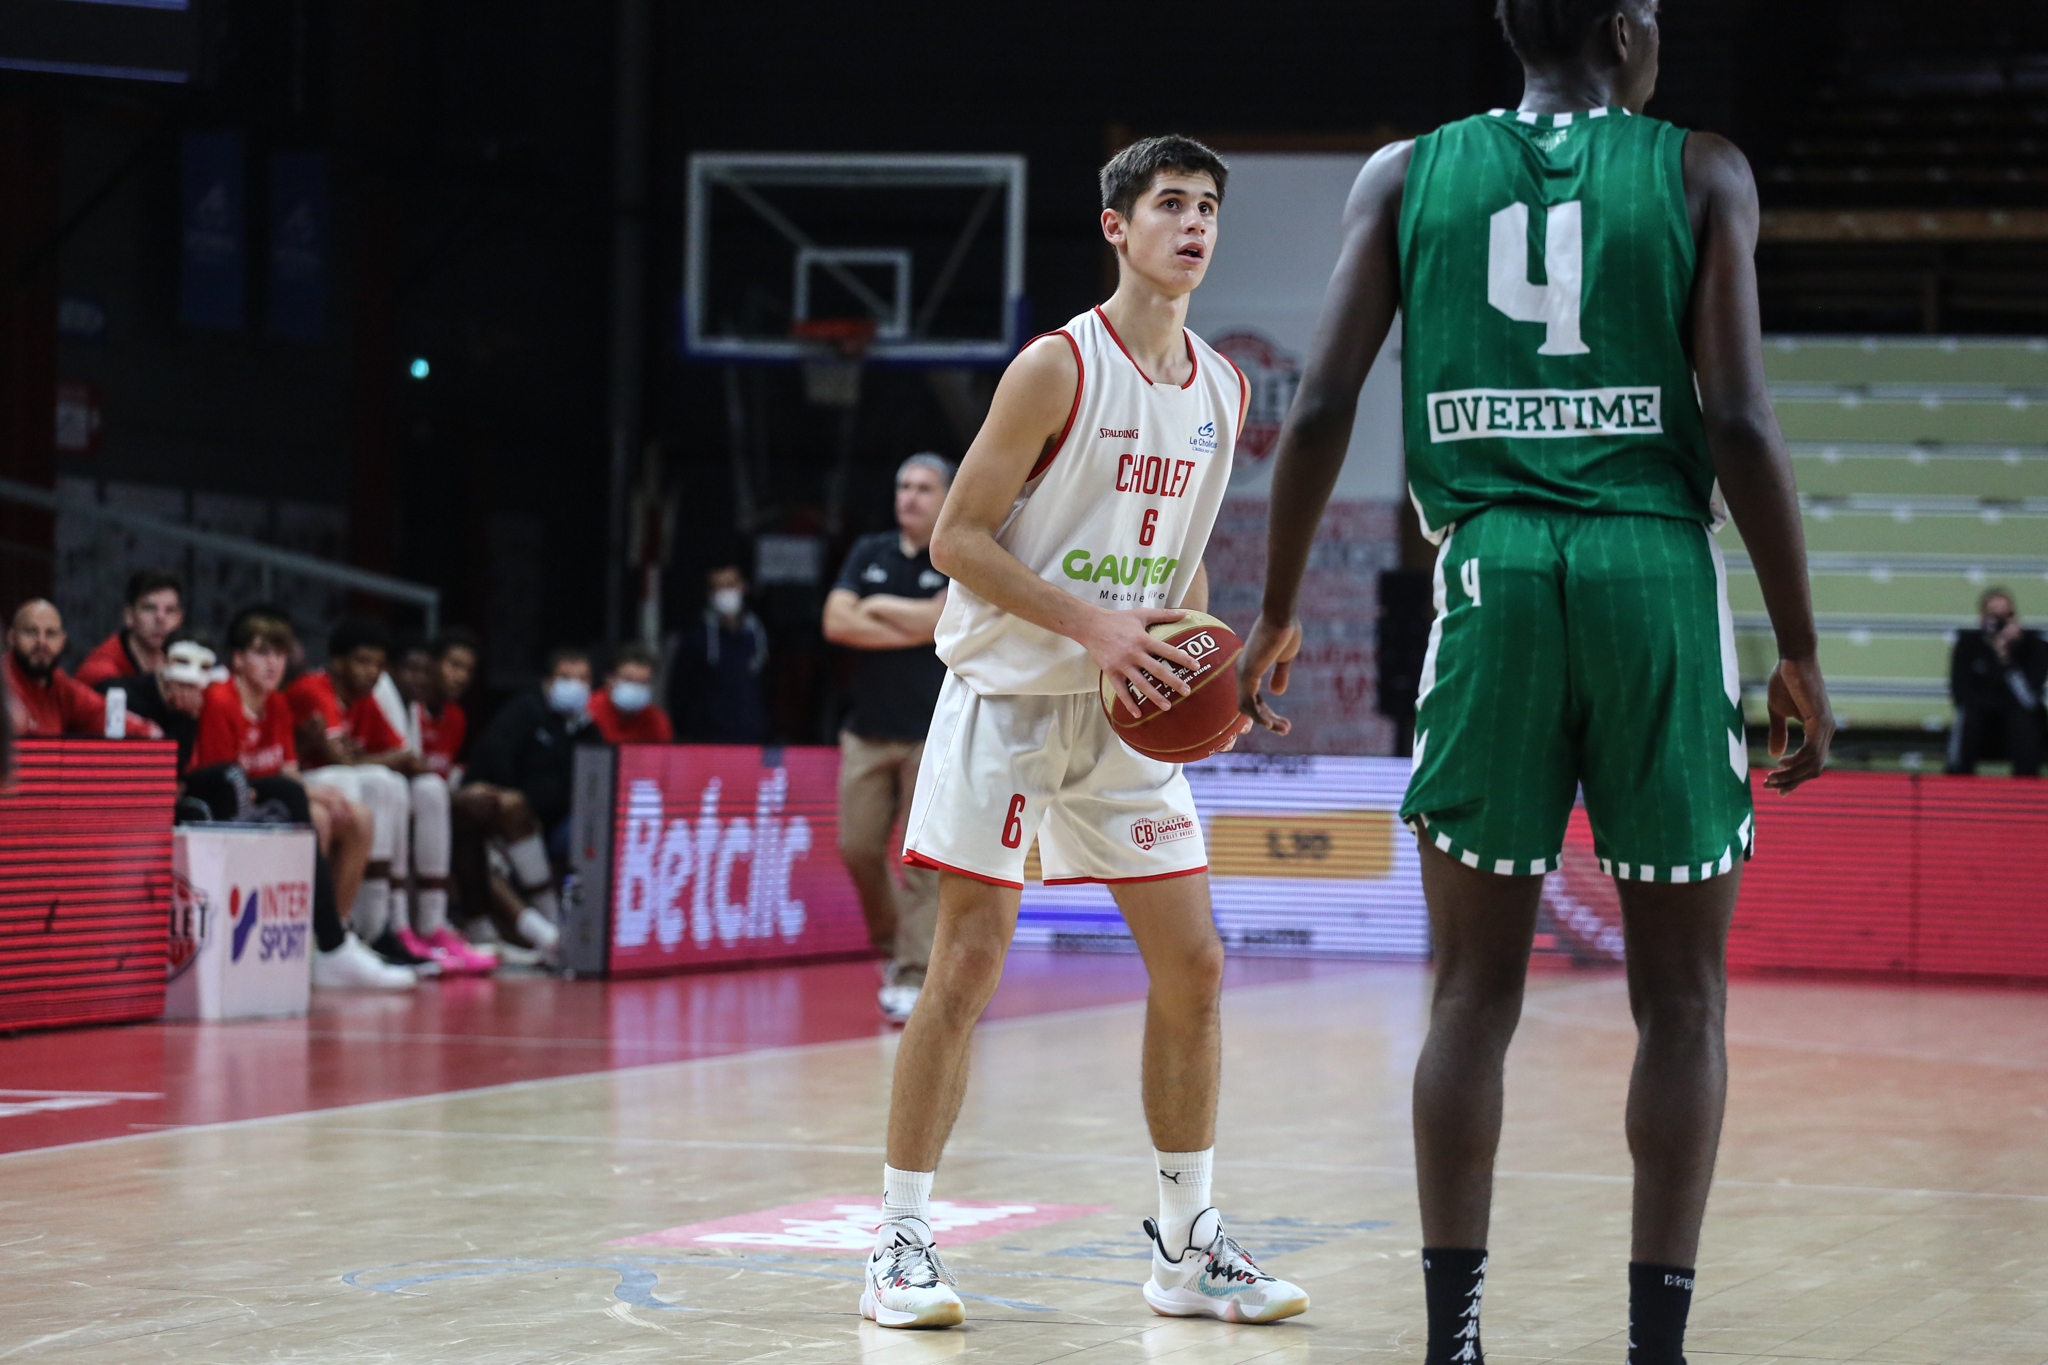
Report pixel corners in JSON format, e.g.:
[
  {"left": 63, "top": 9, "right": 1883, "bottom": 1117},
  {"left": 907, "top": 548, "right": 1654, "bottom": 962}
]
[
  {"left": 427, "top": 926, "right": 499, "bottom": 974},
  {"left": 397, "top": 926, "right": 491, "bottom": 976}
]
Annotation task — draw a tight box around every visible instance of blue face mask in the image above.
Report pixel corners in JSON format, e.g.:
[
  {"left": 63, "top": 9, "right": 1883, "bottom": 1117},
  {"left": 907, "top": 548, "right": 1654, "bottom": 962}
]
[
  {"left": 546, "top": 677, "right": 590, "bottom": 715},
  {"left": 609, "top": 679, "right": 651, "bottom": 714}
]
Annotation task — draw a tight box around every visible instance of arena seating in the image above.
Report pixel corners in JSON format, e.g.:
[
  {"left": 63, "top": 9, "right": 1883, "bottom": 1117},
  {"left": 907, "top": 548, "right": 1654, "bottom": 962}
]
[{"left": 1726, "top": 336, "right": 2048, "bottom": 734}]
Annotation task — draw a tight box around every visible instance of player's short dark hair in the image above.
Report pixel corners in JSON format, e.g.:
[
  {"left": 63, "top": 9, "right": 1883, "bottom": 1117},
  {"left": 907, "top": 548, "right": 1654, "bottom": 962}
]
[
  {"left": 1495, "top": 0, "right": 1644, "bottom": 64},
  {"left": 1100, "top": 136, "right": 1229, "bottom": 220},
  {"left": 544, "top": 645, "right": 591, "bottom": 677},
  {"left": 328, "top": 616, "right": 389, "bottom": 660},
  {"left": 231, "top": 614, "right": 295, "bottom": 655},
  {"left": 611, "top": 642, "right": 659, "bottom": 674},
  {"left": 432, "top": 626, "right": 482, "bottom": 661},
  {"left": 1981, "top": 586, "right": 2016, "bottom": 613},
  {"left": 125, "top": 568, "right": 183, "bottom": 607}
]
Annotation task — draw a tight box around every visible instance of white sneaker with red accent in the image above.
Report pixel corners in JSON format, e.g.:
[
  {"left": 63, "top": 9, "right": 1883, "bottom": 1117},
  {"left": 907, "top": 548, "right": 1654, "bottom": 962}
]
[
  {"left": 861, "top": 1216, "right": 964, "bottom": 1329},
  {"left": 1142, "top": 1207, "right": 1309, "bottom": 1323}
]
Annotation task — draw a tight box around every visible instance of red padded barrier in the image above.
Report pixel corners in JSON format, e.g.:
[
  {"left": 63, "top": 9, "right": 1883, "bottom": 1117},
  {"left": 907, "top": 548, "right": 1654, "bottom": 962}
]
[
  {"left": 1733, "top": 771, "right": 2048, "bottom": 981},
  {"left": 0, "top": 738, "right": 178, "bottom": 1031}
]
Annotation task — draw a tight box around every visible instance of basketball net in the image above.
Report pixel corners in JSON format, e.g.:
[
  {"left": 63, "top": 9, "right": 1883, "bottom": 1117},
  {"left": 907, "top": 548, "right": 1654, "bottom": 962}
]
[{"left": 792, "top": 317, "right": 875, "bottom": 408}]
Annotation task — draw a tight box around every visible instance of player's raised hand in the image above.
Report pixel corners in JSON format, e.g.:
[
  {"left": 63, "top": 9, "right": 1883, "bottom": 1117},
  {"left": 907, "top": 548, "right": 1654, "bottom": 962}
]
[
  {"left": 1237, "top": 613, "right": 1303, "bottom": 735},
  {"left": 1081, "top": 607, "right": 1196, "bottom": 718},
  {"left": 1763, "top": 655, "right": 1833, "bottom": 793}
]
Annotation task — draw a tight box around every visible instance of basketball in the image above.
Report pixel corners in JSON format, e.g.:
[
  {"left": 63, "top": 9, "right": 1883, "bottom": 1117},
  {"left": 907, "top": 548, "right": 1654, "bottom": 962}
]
[{"left": 1098, "top": 610, "right": 1246, "bottom": 762}]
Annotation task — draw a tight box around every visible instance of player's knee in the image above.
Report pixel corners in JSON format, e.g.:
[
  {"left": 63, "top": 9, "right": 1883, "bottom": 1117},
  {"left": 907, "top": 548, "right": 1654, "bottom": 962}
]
[
  {"left": 1634, "top": 982, "right": 1724, "bottom": 1044},
  {"left": 1159, "top": 934, "right": 1225, "bottom": 1002}
]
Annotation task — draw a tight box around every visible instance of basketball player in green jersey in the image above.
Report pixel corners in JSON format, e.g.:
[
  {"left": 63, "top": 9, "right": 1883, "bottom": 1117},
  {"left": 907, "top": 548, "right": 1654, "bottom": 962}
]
[{"left": 1240, "top": 3, "right": 1834, "bottom": 1363}]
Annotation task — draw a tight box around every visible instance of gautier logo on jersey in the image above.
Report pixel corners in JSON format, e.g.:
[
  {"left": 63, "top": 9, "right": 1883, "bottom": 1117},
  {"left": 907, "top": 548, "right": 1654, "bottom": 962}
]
[
  {"left": 1427, "top": 386, "right": 1663, "bottom": 442},
  {"left": 1131, "top": 814, "right": 1198, "bottom": 851},
  {"left": 1062, "top": 551, "right": 1180, "bottom": 586}
]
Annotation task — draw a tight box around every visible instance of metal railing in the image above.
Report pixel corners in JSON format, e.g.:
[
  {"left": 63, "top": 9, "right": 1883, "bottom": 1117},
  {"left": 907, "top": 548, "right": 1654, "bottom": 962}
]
[{"left": 0, "top": 477, "right": 440, "bottom": 635}]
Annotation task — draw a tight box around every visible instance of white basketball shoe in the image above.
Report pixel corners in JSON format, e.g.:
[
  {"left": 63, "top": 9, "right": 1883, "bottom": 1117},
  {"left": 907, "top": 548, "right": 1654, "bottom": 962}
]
[
  {"left": 862, "top": 1216, "right": 965, "bottom": 1329},
  {"left": 1142, "top": 1207, "right": 1310, "bottom": 1323}
]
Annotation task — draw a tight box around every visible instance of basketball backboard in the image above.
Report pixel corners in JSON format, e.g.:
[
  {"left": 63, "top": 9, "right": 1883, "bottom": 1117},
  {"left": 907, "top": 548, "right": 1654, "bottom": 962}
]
[{"left": 683, "top": 153, "right": 1026, "bottom": 366}]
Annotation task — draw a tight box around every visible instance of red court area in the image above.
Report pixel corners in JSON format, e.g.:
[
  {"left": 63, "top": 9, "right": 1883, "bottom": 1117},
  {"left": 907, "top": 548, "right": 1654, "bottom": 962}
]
[{"left": 0, "top": 953, "right": 1354, "bottom": 1158}]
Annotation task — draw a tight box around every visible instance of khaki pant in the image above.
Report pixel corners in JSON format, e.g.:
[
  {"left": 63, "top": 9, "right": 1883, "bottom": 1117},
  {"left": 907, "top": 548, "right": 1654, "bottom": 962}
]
[{"left": 838, "top": 730, "right": 938, "bottom": 986}]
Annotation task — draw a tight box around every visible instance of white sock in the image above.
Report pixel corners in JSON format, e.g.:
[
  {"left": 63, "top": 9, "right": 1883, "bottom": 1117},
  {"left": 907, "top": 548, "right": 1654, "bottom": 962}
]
[
  {"left": 501, "top": 834, "right": 557, "bottom": 916},
  {"left": 1156, "top": 1148, "right": 1214, "bottom": 1252},
  {"left": 415, "top": 888, "right": 449, "bottom": 936},
  {"left": 352, "top": 879, "right": 391, "bottom": 943},
  {"left": 530, "top": 885, "right": 561, "bottom": 923},
  {"left": 390, "top": 887, "right": 410, "bottom": 939},
  {"left": 882, "top": 1165, "right": 934, "bottom": 1228}
]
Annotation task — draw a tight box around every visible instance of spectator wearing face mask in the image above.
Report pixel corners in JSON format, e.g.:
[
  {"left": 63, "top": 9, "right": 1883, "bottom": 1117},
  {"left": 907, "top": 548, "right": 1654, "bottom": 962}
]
[
  {"left": 97, "top": 631, "right": 218, "bottom": 773},
  {"left": 5, "top": 598, "right": 160, "bottom": 739},
  {"left": 590, "top": 642, "right": 673, "bottom": 745},
  {"left": 1948, "top": 588, "right": 2048, "bottom": 777},
  {"left": 470, "top": 647, "right": 600, "bottom": 863},
  {"left": 77, "top": 569, "right": 185, "bottom": 688},
  {"left": 668, "top": 565, "right": 769, "bottom": 744}
]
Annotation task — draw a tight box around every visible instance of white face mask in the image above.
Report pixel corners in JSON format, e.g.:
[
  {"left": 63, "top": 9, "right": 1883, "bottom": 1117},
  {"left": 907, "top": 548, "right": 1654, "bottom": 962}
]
[
  {"left": 711, "top": 587, "right": 745, "bottom": 618},
  {"left": 609, "top": 679, "right": 651, "bottom": 713},
  {"left": 546, "top": 677, "right": 590, "bottom": 715}
]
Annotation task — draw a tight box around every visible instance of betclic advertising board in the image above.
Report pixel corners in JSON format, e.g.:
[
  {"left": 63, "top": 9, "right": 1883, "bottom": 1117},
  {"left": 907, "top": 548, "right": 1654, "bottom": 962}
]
[{"left": 571, "top": 745, "right": 871, "bottom": 977}]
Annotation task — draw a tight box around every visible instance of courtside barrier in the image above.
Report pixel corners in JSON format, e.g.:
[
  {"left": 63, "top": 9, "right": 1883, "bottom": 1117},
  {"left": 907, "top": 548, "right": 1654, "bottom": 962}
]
[
  {"left": 566, "top": 745, "right": 871, "bottom": 977},
  {"left": 0, "top": 738, "right": 178, "bottom": 1031},
  {"left": 566, "top": 746, "right": 2047, "bottom": 985}
]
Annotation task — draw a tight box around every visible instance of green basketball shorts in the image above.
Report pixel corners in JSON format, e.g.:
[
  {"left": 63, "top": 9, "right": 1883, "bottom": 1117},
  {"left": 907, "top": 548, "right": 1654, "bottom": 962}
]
[{"left": 1398, "top": 504, "right": 1755, "bottom": 883}]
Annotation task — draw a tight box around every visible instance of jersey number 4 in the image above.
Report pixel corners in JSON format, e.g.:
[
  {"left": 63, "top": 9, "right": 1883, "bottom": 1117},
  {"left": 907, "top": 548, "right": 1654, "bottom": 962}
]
[{"left": 1487, "top": 200, "right": 1590, "bottom": 356}]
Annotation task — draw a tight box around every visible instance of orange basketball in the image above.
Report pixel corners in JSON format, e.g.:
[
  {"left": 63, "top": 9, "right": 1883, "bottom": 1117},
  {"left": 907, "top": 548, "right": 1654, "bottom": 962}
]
[{"left": 1098, "top": 611, "right": 1246, "bottom": 763}]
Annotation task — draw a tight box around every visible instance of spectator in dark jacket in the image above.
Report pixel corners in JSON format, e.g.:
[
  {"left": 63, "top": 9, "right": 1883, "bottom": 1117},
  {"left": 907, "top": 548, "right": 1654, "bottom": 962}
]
[
  {"left": 469, "top": 647, "right": 599, "bottom": 859},
  {"left": 669, "top": 566, "right": 769, "bottom": 744},
  {"left": 1948, "top": 588, "right": 2048, "bottom": 777},
  {"left": 96, "top": 633, "right": 216, "bottom": 774}
]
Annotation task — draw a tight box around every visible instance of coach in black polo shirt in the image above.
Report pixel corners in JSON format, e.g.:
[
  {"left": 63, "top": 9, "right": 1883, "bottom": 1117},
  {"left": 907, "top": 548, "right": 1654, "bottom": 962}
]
[{"left": 824, "top": 452, "right": 952, "bottom": 1024}]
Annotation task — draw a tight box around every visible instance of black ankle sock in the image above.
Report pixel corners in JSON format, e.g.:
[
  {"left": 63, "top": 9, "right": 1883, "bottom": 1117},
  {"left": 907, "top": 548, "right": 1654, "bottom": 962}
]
[
  {"left": 1627, "top": 1262, "right": 1695, "bottom": 1365},
  {"left": 1422, "top": 1247, "right": 1487, "bottom": 1365}
]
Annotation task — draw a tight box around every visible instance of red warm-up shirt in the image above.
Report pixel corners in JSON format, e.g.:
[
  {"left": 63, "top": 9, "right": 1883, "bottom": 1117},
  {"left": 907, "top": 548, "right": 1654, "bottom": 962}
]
[
  {"left": 74, "top": 632, "right": 141, "bottom": 688},
  {"left": 286, "top": 671, "right": 405, "bottom": 767},
  {"left": 193, "top": 680, "right": 296, "bottom": 778},
  {"left": 417, "top": 699, "right": 467, "bottom": 778},
  {"left": 588, "top": 687, "right": 674, "bottom": 745},
  {"left": 4, "top": 651, "right": 157, "bottom": 738}
]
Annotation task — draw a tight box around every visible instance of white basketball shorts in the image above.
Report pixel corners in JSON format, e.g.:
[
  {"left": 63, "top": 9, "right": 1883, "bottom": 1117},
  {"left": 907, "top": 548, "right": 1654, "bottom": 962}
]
[{"left": 902, "top": 672, "right": 1207, "bottom": 889}]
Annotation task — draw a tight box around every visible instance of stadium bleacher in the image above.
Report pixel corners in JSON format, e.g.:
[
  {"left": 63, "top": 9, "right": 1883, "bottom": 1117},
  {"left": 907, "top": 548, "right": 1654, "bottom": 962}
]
[{"left": 1728, "top": 336, "right": 2048, "bottom": 742}]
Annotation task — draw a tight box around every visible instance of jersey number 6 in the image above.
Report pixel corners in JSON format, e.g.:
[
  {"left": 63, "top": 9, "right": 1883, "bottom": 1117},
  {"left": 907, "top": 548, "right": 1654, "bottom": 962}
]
[
  {"left": 1001, "top": 794, "right": 1026, "bottom": 849},
  {"left": 1487, "top": 200, "right": 1590, "bottom": 356}
]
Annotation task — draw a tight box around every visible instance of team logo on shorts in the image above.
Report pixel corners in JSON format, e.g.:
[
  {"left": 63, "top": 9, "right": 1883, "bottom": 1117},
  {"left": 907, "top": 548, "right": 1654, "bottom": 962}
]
[{"left": 1130, "top": 814, "right": 1197, "bottom": 851}]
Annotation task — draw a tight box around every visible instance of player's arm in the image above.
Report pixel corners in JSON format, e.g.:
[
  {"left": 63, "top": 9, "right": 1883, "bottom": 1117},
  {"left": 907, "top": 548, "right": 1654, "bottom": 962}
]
[
  {"left": 293, "top": 712, "right": 347, "bottom": 768},
  {"left": 1182, "top": 562, "right": 1210, "bottom": 614},
  {"left": 822, "top": 589, "right": 917, "bottom": 650},
  {"left": 1239, "top": 141, "right": 1412, "bottom": 733},
  {"left": 1685, "top": 131, "right": 1834, "bottom": 793},
  {"left": 930, "top": 334, "right": 1198, "bottom": 714}
]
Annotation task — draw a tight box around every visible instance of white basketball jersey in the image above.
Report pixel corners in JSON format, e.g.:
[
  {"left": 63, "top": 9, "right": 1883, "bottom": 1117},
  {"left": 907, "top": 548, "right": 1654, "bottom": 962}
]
[{"left": 936, "top": 306, "right": 1245, "bottom": 696}]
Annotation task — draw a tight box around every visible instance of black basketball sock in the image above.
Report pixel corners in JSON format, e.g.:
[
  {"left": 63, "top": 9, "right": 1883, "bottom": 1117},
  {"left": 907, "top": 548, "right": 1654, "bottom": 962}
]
[
  {"left": 1422, "top": 1247, "right": 1487, "bottom": 1365},
  {"left": 1627, "top": 1262, "right": 1695, "bottom": 1365},
  {"left": 312, "top": 852, "right": 346, "bottom": 954}
]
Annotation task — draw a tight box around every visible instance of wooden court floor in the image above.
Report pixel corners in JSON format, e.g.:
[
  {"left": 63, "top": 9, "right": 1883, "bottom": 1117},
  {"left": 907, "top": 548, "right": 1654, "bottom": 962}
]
[{"left": 2, "top": 961, "right": 2045, "bottom": 1364}]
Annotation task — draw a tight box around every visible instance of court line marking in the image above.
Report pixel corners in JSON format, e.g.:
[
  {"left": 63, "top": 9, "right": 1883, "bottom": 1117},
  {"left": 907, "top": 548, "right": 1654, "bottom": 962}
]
[
  {"left": 0, "top": 979, "right": 1325, "bottom": 1165},
  {"left": 303, "top": 1126, "right": 2048, "bottom": 1206}
]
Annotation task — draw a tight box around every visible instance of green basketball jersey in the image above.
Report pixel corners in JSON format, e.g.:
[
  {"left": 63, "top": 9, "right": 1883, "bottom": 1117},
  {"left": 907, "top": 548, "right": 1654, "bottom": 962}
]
[{"left": 1398, "top": 106, "right": 1711, "bottom": 537}]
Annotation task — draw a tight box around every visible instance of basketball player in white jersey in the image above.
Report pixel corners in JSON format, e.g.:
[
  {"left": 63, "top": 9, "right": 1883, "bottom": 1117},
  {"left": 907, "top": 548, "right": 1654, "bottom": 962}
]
[{"left": 861, "top": 136, "right": 1311, "bottom": 1330}]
